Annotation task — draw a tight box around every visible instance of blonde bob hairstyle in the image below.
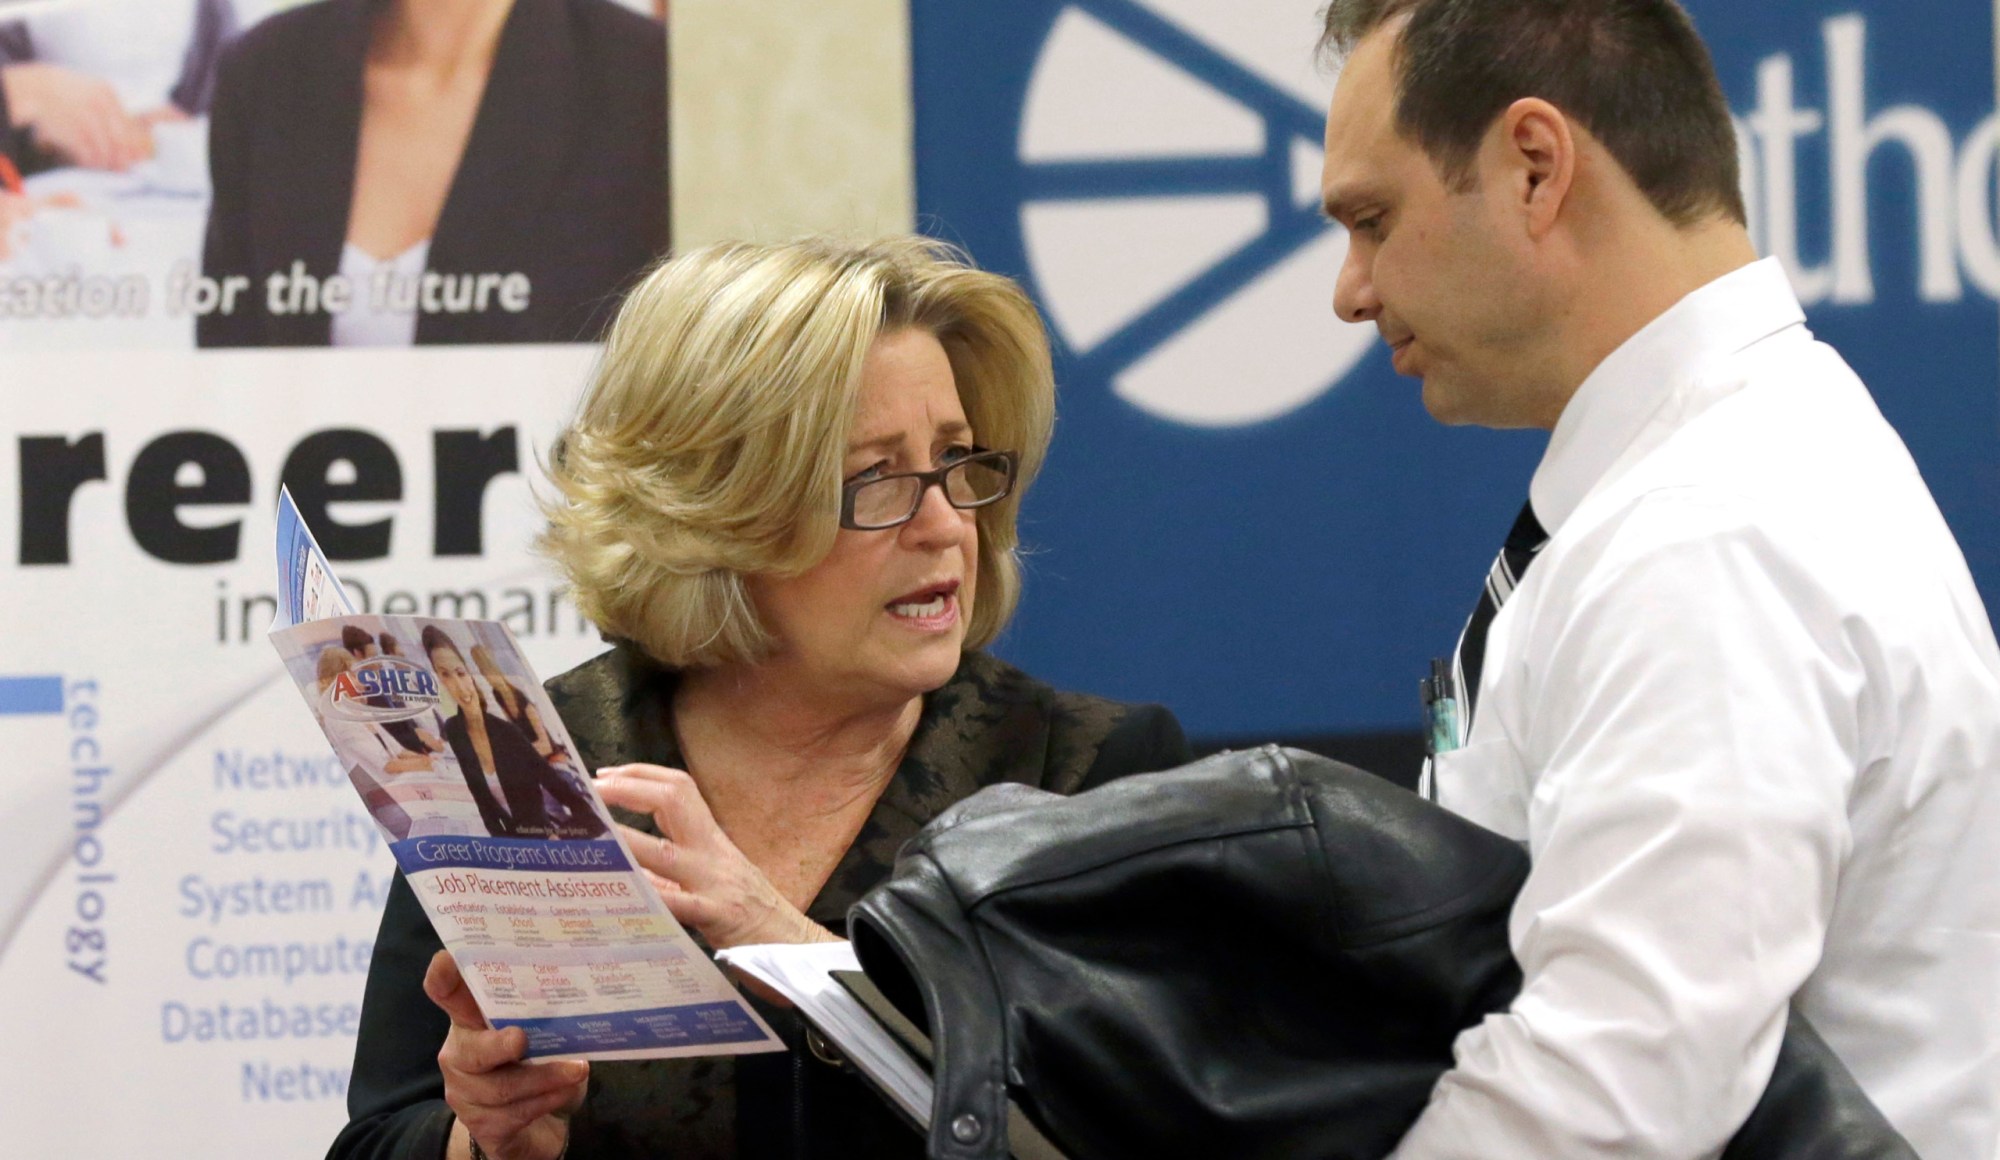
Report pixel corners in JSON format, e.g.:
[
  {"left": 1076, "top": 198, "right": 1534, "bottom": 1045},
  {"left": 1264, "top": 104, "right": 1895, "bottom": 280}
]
[{"left": 539, "top": 235, "right": 1056, "bottom": 670}]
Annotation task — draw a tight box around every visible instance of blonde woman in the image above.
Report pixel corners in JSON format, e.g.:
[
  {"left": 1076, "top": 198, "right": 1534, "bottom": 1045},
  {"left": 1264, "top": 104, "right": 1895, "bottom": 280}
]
[{"left": 333, "top": 237, "right": 1191, "bottom": 1160}]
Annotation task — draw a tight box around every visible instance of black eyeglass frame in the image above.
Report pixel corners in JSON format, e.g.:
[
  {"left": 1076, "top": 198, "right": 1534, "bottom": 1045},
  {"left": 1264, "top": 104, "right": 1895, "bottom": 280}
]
[{"left": 839, "top": 449, "right": 1019, "bottom": 531}]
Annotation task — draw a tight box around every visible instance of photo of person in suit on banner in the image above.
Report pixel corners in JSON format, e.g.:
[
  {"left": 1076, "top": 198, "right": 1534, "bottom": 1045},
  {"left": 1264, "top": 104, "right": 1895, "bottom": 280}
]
[{"left": 197, "top": 0, "right": 668, "bottom": 348}]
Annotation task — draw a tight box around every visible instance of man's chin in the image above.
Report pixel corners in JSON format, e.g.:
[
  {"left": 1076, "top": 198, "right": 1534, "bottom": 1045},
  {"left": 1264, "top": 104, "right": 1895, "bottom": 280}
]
[
  {"left": 1418, "top": 379, "right": 1476, "bottom": 426},
  {"left": 1421, "top": 382, "right": 1552, "bottom": 431}
]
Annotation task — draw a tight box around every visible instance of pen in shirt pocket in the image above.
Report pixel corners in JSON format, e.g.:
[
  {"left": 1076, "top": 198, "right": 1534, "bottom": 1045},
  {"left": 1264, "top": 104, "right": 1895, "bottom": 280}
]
[{"left": 1421, "top": 657, "right": 1461, "bottom": 757}]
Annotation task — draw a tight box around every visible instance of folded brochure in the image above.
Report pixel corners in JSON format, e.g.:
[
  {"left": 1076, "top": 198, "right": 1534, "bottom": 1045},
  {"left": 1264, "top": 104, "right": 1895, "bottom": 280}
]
[
  {"left": 720, "top": 943, "right": 1073, "bottom": 1160},
  {"left": 718, "top": 941, "right": 931, "bottom": 1125},
  {"left": 268, "top": 487, "right": 781, "bottom": 1061}
]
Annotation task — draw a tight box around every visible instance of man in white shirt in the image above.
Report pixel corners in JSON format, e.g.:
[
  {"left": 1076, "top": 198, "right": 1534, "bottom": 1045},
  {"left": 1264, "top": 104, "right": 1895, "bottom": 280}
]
[{"left": 1316, "top": 2, "right": 2000, "bottom": 1156}]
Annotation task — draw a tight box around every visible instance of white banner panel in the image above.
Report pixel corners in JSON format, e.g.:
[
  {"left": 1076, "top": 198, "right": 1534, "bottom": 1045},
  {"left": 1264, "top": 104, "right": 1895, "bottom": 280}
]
[
  {"left": 2, "top": 0, "right": 669, "bottom": 1148},
  {"left": 0, "top": 347, "right": 611, "bottom": 1155}
]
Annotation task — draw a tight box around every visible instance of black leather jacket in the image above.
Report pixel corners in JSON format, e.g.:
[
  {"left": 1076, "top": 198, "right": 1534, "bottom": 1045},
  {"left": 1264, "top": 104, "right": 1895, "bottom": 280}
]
[{"left": 850, "top": 746, "right": 1913, "bottom": 1160}]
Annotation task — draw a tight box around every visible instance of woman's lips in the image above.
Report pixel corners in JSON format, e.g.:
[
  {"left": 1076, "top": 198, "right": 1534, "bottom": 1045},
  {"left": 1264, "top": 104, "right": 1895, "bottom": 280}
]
[{"left": 886, "top": 580, "right": 961, "bottom": 630}]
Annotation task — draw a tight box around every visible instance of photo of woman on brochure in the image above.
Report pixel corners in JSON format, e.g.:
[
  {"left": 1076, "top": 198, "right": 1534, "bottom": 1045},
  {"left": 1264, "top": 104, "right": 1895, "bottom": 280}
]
[{"left": 421, "top": 623, "right": 608, "bottom": 840}]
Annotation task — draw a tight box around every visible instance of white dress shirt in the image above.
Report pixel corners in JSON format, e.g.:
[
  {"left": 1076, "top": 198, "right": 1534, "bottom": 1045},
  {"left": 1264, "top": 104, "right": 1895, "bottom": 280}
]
[
  {"left": 330, "top": 240, "right": 430, "bottom": 348},
  {"left": 1396, "top": 259, "right": 2000, "bottom": 1159},
  {"left": 322, "top": 712, "right": 402, "bottom": 782}
]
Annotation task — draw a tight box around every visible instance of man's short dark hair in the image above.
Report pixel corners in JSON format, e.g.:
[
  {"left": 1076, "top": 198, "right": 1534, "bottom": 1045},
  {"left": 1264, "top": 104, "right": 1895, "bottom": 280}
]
[{"left": 1320, "top": 0, "right": 1746, "bottom": 227}]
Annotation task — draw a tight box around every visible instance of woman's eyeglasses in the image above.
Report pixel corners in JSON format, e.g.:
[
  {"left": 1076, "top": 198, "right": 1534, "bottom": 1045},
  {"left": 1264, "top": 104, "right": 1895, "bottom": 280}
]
[{"left": 840, "top": 449, "right": 1017, "bottom": 531}]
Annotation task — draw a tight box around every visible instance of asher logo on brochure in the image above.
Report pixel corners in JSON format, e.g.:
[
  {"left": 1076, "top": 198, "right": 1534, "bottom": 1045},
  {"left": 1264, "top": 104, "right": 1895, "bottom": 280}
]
[{"left": 321, "top": 657, "right": 439, "bottom": 723}]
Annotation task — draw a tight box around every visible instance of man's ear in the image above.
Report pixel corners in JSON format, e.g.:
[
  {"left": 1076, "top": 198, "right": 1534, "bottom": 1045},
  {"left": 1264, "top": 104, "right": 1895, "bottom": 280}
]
[{"left": 1498, "top": 97, "right": 1574, "bottom": 239}]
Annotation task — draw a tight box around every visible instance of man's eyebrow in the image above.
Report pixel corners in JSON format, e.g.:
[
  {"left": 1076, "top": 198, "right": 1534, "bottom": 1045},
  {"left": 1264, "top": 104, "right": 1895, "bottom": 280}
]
[{"left": 1320, "top": 186, "right": 1361, "bottom": 225}]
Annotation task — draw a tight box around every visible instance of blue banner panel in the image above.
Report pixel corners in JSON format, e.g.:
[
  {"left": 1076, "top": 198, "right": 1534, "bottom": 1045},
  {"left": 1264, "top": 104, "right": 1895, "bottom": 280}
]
[
  {"left": 0, "top": 676, "right": 63, "bottom": 716},
  {"left": 911, "top": 0, "right": 1999, "bottom": 740}
]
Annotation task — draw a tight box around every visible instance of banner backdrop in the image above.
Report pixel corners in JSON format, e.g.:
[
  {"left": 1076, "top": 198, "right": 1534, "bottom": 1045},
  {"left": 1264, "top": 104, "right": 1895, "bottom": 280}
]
[
  {"left": 0, "top": 0, "right": 665, "bottom": 1154},
  {"left": 911, "top": 0, "right": 2000, "bottom": 744},
  {"left": 3, "top": 0, "right": 1996, "bottom": 1153}
]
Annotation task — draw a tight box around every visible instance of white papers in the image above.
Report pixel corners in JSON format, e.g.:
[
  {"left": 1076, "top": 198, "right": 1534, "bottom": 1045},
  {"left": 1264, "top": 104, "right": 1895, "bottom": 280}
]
[
  {"left": 271, "top": 484, "right": 356, "bottom": 628},
  {"left": 719, "top": 941, "right": 933, "bottom": 1126}
]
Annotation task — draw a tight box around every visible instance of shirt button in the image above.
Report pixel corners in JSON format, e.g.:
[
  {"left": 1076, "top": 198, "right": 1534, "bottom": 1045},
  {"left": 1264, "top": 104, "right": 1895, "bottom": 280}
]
[{"left": 950, "top": 1113, "right": 983, "bottom": 1143}]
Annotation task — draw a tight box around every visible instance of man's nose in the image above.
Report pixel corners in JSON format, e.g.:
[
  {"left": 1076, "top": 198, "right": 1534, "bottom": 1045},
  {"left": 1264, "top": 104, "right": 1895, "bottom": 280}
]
[{"left": 1333, "top": 243, "right": 1381, "bottom": 325}]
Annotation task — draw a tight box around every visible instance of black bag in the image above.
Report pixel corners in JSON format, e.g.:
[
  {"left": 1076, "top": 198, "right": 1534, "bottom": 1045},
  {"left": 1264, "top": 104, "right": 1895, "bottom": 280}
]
[{"left": 848, "top": 746, "right": 1912, "bottom": 1160}]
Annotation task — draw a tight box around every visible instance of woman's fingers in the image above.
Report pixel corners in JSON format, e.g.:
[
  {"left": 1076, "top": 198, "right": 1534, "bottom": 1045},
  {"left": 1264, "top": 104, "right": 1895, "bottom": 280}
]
[
  {"left": 425, "top": 953, "right": 586, "bottom": 1086},
  {"left": 438, "top": 1019, "right": 585, "bottom": 1097},
  {"left": 426, "top": 955, "right": 589, "bottom": 1160},
  {"left": 613, "top": 823, "right": 677, "bottom": 875},
  {"left": 0, "top": 194, "right": 28, "bottom": 261},
  {"left": 446, "top": 1048, "right": 588, "bottom": 1160},
  {"left": 619, "top": 828, "right": 721, "bottom": 925},
  {"left": 595, "top": 765, "right": 826, "bottom": 948},
  {"left": 636, "top": 863, "right": 720, "bottom": 930},
  {"left": 110, "top": 109, "right": 152, "bottom": 169},
  {"left": 422, "top": 950, "right": 487, "bottom": 1030},
  {"left": 595, "top": 764, "right": 721, "bottom": 841},
  {"left": 447, "top": 1023, "right": 536, "bottom": 1077},
  {"left": 459, "top": 1048, "right": 587, "bottom": 1105},
  {"left": 491, "top": 1083, "right": 585, "bottom": 1135}
]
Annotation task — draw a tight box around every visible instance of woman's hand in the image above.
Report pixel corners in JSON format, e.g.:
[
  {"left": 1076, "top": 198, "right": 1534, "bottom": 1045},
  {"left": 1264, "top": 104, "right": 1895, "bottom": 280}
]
[
  {"left": 137, "top": 103, "right": 192, "bottom": 128},
  {"left": 0, "top": 193, "right": 30, "bottom": 261},
  {"left": 595, "top": 764, "right": 841, "bottom": 949},
  {"left": 383, "top": 750, "right": 433, "bottom": 774},
  {"left": 0, "top": 63, "right": 152, "bottom": 171},
  {"left": 423, "top": 950, "right": 587, "bottom": 1160}
]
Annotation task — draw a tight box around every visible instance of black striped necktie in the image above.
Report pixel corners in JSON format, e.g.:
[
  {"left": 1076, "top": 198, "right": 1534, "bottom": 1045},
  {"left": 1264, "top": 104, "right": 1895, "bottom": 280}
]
[{"left": 1452, "top": 501, "right": 1549, "bottom": 730}]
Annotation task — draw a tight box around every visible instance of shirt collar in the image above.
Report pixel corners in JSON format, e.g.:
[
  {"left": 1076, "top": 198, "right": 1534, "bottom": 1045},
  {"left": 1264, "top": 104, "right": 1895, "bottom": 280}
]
[{"left": 1528, "top": 257, "right": 1807, "bottom": 533}]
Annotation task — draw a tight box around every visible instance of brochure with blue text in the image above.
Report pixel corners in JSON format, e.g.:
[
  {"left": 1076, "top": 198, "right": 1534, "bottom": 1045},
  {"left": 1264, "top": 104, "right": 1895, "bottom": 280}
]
[{"left": 268, "top": 491, "right": 781, "bottom": 1060}]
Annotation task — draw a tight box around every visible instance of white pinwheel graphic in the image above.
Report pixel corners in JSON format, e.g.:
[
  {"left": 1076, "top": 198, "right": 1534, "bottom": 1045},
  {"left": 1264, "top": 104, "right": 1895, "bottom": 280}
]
[{"left": 1017, "top": 0, "right": 1379, "bottom": 427}]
